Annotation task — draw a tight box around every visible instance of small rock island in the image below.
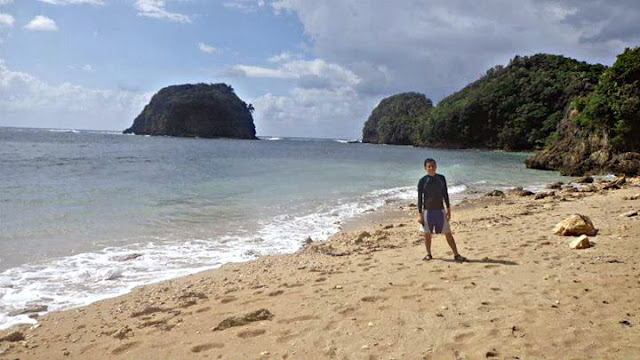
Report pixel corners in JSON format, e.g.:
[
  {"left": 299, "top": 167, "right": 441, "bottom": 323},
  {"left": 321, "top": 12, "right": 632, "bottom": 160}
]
[{"left": 124, "top": 83, "right": 257, "bottom": 139}]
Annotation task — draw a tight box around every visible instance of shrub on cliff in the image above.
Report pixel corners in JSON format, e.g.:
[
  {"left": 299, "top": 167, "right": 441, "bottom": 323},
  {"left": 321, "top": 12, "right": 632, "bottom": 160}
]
[{"left": 573, "top": 47, "right": 640, "bottom": 152}]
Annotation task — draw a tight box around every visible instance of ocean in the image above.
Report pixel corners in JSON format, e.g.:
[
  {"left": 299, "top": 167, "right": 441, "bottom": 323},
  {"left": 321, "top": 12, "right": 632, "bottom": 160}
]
[{"left": 0, "top": 127, "right": 570, "bottom": 329}]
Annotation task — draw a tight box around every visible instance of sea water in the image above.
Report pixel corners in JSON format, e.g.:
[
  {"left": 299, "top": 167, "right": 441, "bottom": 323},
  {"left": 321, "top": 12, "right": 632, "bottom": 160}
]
[{"left": 0, "top": 127, "right": 569, "bottom": 328}]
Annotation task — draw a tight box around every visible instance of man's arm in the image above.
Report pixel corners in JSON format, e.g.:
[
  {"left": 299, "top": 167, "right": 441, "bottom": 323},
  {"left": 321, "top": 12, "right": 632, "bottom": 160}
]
[
  {"left": 442, "top": 175, "right": 451, "bottom": 220},
  {"left": 417, "top": 178, "right": 424, "bottom": 224}
]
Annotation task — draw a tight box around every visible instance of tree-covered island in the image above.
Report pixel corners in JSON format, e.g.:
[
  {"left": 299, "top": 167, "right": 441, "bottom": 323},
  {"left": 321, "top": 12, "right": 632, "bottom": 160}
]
[{"left": 124, "top": 83, "right": 257, "bottom": 140}]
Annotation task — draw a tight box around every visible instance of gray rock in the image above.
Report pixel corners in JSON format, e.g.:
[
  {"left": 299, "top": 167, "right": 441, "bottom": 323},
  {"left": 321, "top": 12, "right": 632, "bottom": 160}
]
[
  {"left": 485, "top": 190, "right": 505, "bottom": 197},
  {"left": 8, "top": 305, "right": 48, "bottom": 316}
]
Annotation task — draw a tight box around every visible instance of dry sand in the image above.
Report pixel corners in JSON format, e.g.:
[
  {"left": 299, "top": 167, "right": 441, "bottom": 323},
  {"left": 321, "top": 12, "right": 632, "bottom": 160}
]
[{"left": 1, "top": 179, "right": 640, "bottom": 360}]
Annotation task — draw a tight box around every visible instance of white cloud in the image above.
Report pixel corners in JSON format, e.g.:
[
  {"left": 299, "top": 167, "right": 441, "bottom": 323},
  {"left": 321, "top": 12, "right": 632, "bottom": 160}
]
[
  {"left": 223, "top": 0, "right": 264, "bottom": 12},
  {"left": 135, "top": 0, "right": 191, "bottom": 23},
  {"left": 252, "top": 0, "right": 640, "bottom": 138},
  {"left": 37, "top": 0, "right": 104, "bottom": 4},
  {"left": 230, "top": 58, "right": 361, "bottom": 88},
  {"left": 0, "top": 13, "right": 14, "bottom": 27},
  {"left": 24, "top": 15, "right": 58, "bottom": 31},
  {"left": 267, "top": 51, "right": 301, "bottom": 63},
  {"left": 254, "top": 86, "right": 377, "bottom": 138},
  {"left": 0, "top": 0, "right": 13, "bottom": 5},
  {"left": 198, "top": 42, "right": 215, "bottom": 54},
  {"left": 0, "top": 59, "right": 151, "bottom": 130},
  {"left": 82, "top": 64, "right": 94, "bottom": 72}
]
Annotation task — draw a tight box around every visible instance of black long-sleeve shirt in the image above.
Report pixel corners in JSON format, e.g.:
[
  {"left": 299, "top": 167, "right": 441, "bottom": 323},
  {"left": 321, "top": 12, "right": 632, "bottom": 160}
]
[{"left": 417, "top": 174, "right": 450, "bottom": 213}]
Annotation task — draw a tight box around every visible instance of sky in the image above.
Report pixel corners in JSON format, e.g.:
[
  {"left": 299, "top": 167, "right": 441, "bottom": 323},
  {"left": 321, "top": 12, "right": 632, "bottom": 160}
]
[{"left": 0, "top": 0, "right": 639, "bottom": 138}]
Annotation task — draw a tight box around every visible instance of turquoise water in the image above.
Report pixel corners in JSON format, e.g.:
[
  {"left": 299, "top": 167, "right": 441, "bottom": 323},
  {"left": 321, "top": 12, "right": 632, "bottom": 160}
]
[{"left": 0, "top": 127, "right": 569, "bottom": 328}]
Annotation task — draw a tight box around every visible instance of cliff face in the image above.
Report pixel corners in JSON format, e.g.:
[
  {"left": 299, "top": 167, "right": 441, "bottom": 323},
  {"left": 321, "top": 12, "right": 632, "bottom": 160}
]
[
  {"left": 525, "top": 114, "right": 640, "bottom": 175},
  {"left": 124, "top": 83, "right": 257, "bottom": 139},
  {"left": 526, "top": 47, "right": 640, "bottom": 175},
  {"left": 362, "top": 92, "right": 433, "bottom": 145}
]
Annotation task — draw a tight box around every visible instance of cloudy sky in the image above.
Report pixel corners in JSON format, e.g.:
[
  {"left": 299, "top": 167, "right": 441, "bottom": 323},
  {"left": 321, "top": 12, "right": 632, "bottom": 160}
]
[{"left": 0, "top": 0, "right": 638, "bottom": 138}]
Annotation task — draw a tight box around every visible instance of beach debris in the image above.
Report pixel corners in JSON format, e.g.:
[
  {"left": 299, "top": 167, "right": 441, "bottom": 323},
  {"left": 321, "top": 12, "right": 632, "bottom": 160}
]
[
  {"left": 602, "top": 175, "right": 626, "bottom": 190},
  {"left": 130, "top": 306, "right": 165, "bottom": 318},
  {"left": 569, "top": 235, "right": 591, "bottom": 249},
  {"left": 355, "top": 231, "right": 371, "bottom": 243},
  {"left": 553, "top": 214, "right": 597, "bottom": 236},
  {"left": 574, "top": 176, "right": 594, "bottom": 184},
  {"left": 535, "top": 191, "right": 555, "bottom": 200},
  {"left": 619, "top": 210, "right": 638, "bottom": 217},
  {"left": 546, "top": 182, "right": 564, "bottom": 189},
  {"left": 113, "top": 326, "right": 134, "bottom": 340},
  {"left": 335, "top": 285, "right": 343, "bottom": 289},
  {"left": 383, "top": 224, "right": 394, "bottom": 229},
  {"left": 620, "top": 320, "right": 633, "bottom": 327},
  {"left": 212, "top": 308, "right": 273, "bottom": 331},
  {"left": 0, "top": 331, "right": 25, "bottom": 342},
  {"left": 623, "top": 193, "right": 640, "bottom": 200},
  {"left": 508, "top": 187, "right": 534, "bottom": 196},
  {"left": 484, "top": 190, "right": 505, "bottom": 197},
  {"left": 305, "top": 236, "right": 313, "bottom": 244},
  {"left": 578, "top": 184, "right": 598, "bottom": 193},
  {"left": 8, "top": 304, "right": 48, "bottom": 316},
  {"left": 485, "top": 349, "right": 499, "bottom": 358}
]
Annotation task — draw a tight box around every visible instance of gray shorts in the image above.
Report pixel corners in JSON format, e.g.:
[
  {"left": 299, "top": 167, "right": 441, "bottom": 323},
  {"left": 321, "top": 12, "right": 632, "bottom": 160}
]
[{"left": 421, "top": 209, "right": 451, "bottom": 234}]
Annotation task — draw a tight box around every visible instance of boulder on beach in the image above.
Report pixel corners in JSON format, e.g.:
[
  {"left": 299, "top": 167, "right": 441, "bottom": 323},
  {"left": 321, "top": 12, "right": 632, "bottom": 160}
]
[
  {"left": 553, "top": 214, "right": 597, "bottom": 236},
  {"left": 570, "top": 235, "right": 591, "bottom": 249}
]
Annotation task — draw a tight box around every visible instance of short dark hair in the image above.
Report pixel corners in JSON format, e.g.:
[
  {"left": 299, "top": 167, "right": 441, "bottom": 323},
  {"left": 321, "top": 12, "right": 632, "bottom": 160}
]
[{"left": 424, "top": 158, "right": 436, "bottom": 167}]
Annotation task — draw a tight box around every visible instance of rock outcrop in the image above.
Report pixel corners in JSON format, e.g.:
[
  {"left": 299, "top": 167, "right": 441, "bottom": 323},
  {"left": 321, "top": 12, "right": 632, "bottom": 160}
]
[{"left": 124, "top": 83, "right": 257, "bottom": 139}]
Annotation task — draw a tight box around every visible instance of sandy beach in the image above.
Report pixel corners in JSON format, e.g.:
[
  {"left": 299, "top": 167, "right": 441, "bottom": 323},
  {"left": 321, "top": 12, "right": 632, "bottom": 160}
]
[{"left": 1, "top": 178, "right": 640, "bottom": 359}]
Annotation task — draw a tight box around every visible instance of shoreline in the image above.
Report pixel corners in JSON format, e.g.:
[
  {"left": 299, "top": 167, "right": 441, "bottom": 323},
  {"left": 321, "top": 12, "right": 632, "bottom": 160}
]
[{"left": 2, "top": 177, "right": 639, "bottom": 359}]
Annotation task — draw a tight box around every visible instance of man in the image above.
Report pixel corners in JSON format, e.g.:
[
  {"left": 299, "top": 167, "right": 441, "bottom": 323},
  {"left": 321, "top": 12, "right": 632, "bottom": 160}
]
[{"left": 417, "top": 158, "right": 466, "bottom": 262}]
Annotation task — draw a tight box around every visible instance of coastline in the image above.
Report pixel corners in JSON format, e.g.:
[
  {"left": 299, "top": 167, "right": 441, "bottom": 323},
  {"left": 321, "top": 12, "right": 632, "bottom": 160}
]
[{"left": 2, "top": 178, "right": 639, "bottom": 359}]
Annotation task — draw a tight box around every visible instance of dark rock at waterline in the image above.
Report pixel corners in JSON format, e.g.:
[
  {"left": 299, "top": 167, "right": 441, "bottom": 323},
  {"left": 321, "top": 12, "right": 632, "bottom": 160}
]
[
  {"left": 0, "top": 331, "right": 25, "bottom": 342},
  {"left": 124, "top": 83, "right": 257, "bottom": 139},
  {"left": 484, "top": 190, "right": 505, "bottom": 197},
  {"left": 8, "top": 305, "right": 48, "bottom": 316}
]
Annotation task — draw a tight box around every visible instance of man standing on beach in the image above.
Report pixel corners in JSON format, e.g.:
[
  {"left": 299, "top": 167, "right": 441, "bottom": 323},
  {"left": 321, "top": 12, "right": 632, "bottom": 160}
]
[{"left": 417, "top": 158, "right": 466, "bottom": 262}]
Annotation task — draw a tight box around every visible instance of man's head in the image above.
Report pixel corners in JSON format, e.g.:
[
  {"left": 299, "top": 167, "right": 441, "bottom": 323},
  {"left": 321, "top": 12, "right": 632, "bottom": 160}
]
[{"left": 424, "top": 158, "right": 437, "bottom": 176}]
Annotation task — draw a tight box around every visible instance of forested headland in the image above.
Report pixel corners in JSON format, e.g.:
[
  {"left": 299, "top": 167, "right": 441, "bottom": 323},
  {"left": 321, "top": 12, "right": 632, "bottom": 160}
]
[{"left": 362, "top": 48, "right": 640, "bottom": 175}]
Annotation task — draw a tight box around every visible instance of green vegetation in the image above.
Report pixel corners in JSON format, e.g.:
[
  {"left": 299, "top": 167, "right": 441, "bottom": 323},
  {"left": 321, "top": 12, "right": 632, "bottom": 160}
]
[
  {"left": 124, "top": 83, "right": 256, "bottom": 139},
  {"left": 572, "top": 47, "right": 640, "bottom": 151},
  {"left": 362, "top": 92, "right": 433, "bottom": 145},
  {"left": 363, "top": 49, "right": 640, "bottom": 174},
  {"left": 363, "top": 54, "right": 604, "bottom": 150}
]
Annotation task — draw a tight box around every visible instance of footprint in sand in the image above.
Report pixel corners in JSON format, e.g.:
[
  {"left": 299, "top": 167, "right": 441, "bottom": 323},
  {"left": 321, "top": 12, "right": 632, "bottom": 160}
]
[
  {"left": 453, "top": 331, "right": 475, "bottom": 342},
  {"left": 190, "top": 343, "right": 225, "bottom": 353},
  {"left": 361, "top": 295, "right": 386, "bottom": 303},
  {"left": 268, "top": 290, "right": 284, "bottom": 297},
  {"left": 277, "top": 315, "right": 319, "bottom": 324},
  {"left": 219, "top": 296, "right": 237, "bottom": 304},
  {"left": 111, "top": 341, "right": 141, "bottom": 355},
  {"left": 237, "top": 329, "right": 267, "bottom": 338}
]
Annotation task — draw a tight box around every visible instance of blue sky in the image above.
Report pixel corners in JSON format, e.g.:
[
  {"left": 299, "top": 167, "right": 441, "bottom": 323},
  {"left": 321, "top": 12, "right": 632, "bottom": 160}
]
[{"left": 1, "top": 0, "right": 639, "bottom": 138}]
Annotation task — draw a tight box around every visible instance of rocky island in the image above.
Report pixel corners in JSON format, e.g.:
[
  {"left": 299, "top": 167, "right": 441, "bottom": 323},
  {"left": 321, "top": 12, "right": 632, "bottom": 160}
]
[{"left": 123, "top": 83, "right": 257, "bottom": 139}]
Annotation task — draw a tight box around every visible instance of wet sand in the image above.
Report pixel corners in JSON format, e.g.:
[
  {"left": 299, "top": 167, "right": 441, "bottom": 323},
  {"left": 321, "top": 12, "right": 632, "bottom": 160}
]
[{"left": 1, "top": 178, "right": 640, "bottom": 359}]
